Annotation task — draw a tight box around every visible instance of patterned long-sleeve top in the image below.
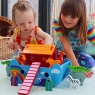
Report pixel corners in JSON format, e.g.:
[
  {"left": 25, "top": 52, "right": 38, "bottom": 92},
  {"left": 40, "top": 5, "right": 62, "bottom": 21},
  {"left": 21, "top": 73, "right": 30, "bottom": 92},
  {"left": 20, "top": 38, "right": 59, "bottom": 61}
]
[{"left": 53, "top": 19, "right": 95, "bottom": 52}]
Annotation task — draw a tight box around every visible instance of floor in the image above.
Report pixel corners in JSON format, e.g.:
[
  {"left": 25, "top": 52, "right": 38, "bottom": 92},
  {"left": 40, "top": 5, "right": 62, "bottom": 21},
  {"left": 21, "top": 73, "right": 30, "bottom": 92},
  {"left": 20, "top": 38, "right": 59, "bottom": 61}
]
[{"left": 0, "top": 60, "right": 95, "bottom": 95}]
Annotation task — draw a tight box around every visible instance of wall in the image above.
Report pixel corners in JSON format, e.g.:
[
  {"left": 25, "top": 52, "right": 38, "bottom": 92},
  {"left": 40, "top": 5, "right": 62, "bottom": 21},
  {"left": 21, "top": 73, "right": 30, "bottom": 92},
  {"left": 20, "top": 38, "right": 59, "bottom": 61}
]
[
  {"left": 58, "top": 0, "right": 91, "bottom": 20},
  {"left": 7, "top": 0, "right": 93, "bottom": 23},
  {"left": 8, "top": 0, "right": 39, "bottom": 24},
  {"left": 91, "top": 0, "right": 95, "bottom": 13},
  {"left": 0, "top": 0, "right": 1, "bottom": 16}
]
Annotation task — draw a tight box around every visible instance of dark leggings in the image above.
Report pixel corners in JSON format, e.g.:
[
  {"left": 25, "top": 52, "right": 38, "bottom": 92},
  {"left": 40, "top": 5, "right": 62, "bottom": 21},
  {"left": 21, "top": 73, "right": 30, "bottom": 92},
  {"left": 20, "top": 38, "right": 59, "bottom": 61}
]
[{"left": 74, "top": 51, "right": 95, "bottom": 68}]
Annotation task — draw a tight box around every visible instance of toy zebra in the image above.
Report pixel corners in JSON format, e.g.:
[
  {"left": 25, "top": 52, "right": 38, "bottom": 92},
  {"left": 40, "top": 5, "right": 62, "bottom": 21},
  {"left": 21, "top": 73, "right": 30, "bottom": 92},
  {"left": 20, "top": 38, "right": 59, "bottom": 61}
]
[
  {"left": 65, "top": 75, "right": 80, "bottom": 89},
  {"left": 12, "top": 49, "right": 22, "bottom": 59}
]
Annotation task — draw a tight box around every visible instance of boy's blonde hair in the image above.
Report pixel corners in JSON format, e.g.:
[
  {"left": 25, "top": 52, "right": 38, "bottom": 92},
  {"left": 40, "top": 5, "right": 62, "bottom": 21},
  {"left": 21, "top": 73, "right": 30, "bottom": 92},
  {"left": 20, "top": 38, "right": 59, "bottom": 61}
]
[
  {"left": 59, "top": 0, "right": 87, "bottom": 45},
  {"left": 12, "top": 1, "right": 37, "bottom": 26}
]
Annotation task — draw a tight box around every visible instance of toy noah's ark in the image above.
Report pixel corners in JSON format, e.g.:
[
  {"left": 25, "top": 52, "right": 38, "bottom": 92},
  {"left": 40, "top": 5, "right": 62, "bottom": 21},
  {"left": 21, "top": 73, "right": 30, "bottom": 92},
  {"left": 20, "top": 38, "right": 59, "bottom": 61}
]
[{"left": 9, "top": 44, "right": 71, "bottom": 95}]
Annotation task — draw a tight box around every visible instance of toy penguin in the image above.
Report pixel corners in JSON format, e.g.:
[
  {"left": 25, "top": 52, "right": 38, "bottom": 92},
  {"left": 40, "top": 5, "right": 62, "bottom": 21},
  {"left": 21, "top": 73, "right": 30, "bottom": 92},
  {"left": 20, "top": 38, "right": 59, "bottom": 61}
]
[{"left": 45, "top": 77, "right": 53, "bottom": 91}]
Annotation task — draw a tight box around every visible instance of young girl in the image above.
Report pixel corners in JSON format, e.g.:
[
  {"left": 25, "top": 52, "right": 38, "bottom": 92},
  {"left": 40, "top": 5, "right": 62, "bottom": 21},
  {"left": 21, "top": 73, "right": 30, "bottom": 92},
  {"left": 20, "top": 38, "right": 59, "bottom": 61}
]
[
  {"left": 53, "top": 0, "right": 95, "bottom": 78},
  {"left": 7, "top": 1, "right": 53, "bottom": 50}
]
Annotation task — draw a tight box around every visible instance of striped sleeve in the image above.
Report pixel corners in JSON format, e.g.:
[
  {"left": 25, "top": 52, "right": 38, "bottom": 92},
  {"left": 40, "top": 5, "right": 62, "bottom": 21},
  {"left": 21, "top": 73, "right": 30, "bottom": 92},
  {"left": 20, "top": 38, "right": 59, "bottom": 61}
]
[
  {"left": 87, "top": 23, "right": 95, "bottom": 45},
  {"left": 53, "top": 19, "right": 63, "bottom": 36}
]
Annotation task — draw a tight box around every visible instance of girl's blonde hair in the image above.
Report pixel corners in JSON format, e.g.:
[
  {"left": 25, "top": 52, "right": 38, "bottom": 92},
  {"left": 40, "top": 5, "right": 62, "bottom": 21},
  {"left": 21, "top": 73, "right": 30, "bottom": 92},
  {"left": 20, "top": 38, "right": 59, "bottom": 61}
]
[
  {"left": 12, "top": 1, "right": 37, "bottom": 26},
  {"left": 59, "top": 0, "right": 87, "bottom": 45}
]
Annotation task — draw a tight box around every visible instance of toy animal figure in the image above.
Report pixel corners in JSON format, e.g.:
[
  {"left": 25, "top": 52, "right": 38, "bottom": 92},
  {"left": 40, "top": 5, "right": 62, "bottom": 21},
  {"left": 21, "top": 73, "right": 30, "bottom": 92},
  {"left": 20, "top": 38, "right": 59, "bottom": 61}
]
[
  {"left": 68, "top": 65, "right": 90, "bottom": 73},
  {"left": 45, "top": 77, "right": 53, "bottom": 91},
  {"left": 46, "top": 57, "right": 61, "bottom": 68},
  {"left": 1, "top": 60, "right": 11, "bottom": 76},
  {"left": 56, "top": 51, "right": 65, "bottom": 64},
  {"left": 15, "top": 54, "right": 26, "bottom": 65},
  {"left": 12, "top": 49, "right": 26, "bottom": 65},
  {"left": 12, "top": 49, "right": 22, "bottom": 59},
  {"left": 69, "top": 71, "right": 85, "bottom": 86},
  {"left": 66, "top": 75, "right": 80, "bottom": 89}
]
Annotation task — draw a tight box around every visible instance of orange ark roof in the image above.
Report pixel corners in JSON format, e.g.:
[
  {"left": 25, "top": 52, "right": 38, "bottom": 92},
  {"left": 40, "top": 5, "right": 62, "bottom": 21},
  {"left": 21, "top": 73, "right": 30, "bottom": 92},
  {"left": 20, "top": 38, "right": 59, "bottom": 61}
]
[{"left": 22, "top": 44, "right": 56, "bottom": 55}]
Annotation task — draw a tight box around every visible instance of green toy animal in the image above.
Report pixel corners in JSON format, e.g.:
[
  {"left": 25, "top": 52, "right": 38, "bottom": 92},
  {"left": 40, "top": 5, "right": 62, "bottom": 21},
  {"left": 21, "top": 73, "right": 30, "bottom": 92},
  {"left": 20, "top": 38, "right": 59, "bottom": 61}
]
[
  {"left": 1, "top": 60, "right": 11, "bottom": 76},
  {"left": 68, "top": 65, "right": 90, "bottom": 73}
]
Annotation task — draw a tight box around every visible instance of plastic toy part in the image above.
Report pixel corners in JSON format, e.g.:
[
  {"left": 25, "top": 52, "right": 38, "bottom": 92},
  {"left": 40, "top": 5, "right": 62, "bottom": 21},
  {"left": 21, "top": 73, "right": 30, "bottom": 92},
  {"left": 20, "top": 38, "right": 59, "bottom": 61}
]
[
  {"left": 12, "top": 49, "right": 22, "bottom": 59},
  {"left": 46, "top": 57, "right": 61, "bottom": 68},
  {"left": 69, "top": 71, "right": 85, "bottom": 86},
  {"left": 4, "top": 44, "right": 72, "bottom": 95},
  {"left": 18, "top": 62, "right": 41, "bottom": 95},
  {"left": 11, "top": 72, "right": 18, "bottom": 86},
  {"left": 12, "top": 49, "right": 26, "bottom": 65},
  {"left": 45, "top": 77, "right": 53, "bottom": 91},
  {"left": 22, "top": 44, "right": 57, "bottom": 66},
  {"left": 68, "top": 65, "right": 90, "bottom": 73},
  {"left": 1, "top": 60, "right": 11, "bottom": 76},
  {"left": 66, "top": 75, "right": 80, "bottom": 89},
  {"left": 15, "top": 54, "right": 26, "bottom": 65}
]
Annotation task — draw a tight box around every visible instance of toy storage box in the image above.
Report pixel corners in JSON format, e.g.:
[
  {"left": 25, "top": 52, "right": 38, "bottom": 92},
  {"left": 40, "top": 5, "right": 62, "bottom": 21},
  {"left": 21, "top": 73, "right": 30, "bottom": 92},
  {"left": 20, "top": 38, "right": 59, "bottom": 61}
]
[{"left": 0, "top": 37, "right": 13, "bottom": 59}]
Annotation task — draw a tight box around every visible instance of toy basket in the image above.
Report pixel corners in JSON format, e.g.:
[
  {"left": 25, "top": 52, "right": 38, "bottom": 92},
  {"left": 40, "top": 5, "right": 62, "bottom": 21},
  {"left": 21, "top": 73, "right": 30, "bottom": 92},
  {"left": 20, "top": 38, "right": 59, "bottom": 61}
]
[{"left": 0, "top": 37, "right": 13, "bottom": 60}]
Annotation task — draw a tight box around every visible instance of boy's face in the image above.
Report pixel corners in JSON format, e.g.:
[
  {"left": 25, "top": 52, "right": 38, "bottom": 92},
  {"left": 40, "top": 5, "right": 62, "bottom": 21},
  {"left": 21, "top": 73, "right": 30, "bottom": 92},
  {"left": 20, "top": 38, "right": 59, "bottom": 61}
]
[
  {"left": 15, "top": 8, "right": 35, "bottom": 33},
  {"left": 61, "top": 14, "right": 79, "bottom": 29}
]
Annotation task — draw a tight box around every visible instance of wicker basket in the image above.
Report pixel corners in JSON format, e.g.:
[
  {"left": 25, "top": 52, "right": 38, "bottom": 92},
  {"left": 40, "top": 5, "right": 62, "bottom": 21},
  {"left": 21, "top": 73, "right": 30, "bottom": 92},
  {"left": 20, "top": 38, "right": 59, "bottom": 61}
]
[
  {"left": 0, "top": 37, "right": 13, "bottom": 60},
  {"left": 0, "top": 16, "right": 14, "bottom": 59},
  {"left": 0, "top": 16, "right": 14, "bottom": 36}
]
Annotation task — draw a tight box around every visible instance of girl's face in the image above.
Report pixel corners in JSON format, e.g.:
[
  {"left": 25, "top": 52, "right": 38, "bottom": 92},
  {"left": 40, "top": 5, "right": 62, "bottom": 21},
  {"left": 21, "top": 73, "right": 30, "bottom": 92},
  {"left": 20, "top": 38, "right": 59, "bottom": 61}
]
[
  {"left": 61, "top": 14, "right": 79, "bottom": 29},
  {"left": 15, "top": 8, "right": 35, "bottom": 33}
]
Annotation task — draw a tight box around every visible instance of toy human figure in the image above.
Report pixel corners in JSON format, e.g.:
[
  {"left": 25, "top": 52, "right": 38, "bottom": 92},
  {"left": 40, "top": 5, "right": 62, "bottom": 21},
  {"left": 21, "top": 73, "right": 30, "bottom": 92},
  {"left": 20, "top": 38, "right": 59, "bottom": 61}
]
[
  {"left": 11, "top": 72, "right": 18, "bottom": 86},
  {"left": 53, "top": 0, "right": 95, "bottom": 78},
  {"left": 7, "top": 1, "right": 53, "bottom": 51},
  {"left": 45, "top": 77, "right": 53, "bottom": 91}
]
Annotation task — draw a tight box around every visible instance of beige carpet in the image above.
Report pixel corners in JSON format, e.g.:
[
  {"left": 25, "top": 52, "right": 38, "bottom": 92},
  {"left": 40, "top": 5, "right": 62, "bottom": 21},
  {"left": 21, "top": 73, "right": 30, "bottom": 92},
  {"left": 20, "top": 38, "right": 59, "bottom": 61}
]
[{"left": 0, "top": 60, "right": 95, "bottom": 95}]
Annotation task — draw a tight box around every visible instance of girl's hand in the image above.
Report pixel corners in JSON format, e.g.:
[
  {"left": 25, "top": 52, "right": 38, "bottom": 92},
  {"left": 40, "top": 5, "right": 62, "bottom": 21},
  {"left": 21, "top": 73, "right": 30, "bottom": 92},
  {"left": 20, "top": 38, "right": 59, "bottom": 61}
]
[
  {"left": 7, "top": 41, "right": 15, "bottom": 50},
  {"left": 14, "top": 42, "right": 22, "bottom": 50},
  {"left": 84, "top": 71, "right": 93, "bottom": 78},
  {"left": 7, "top": 41, "right": 21, "bottom": 50}
]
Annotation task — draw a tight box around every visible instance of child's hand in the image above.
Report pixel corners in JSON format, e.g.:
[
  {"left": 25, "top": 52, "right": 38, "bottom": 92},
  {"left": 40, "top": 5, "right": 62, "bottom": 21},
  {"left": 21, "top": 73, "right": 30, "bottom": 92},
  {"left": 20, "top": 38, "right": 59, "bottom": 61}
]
[
  {"left": 7, "top": 41, "right": 15, "bottom": 50},
  {"left": 7, "top": 41, "right": 21, "bottom": 50},
  {"left": 84, "top": 71, "right": 93, "bottom": 78},
  {"left": 14, "top": 42, "right": 22, "bottom": 50}
]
